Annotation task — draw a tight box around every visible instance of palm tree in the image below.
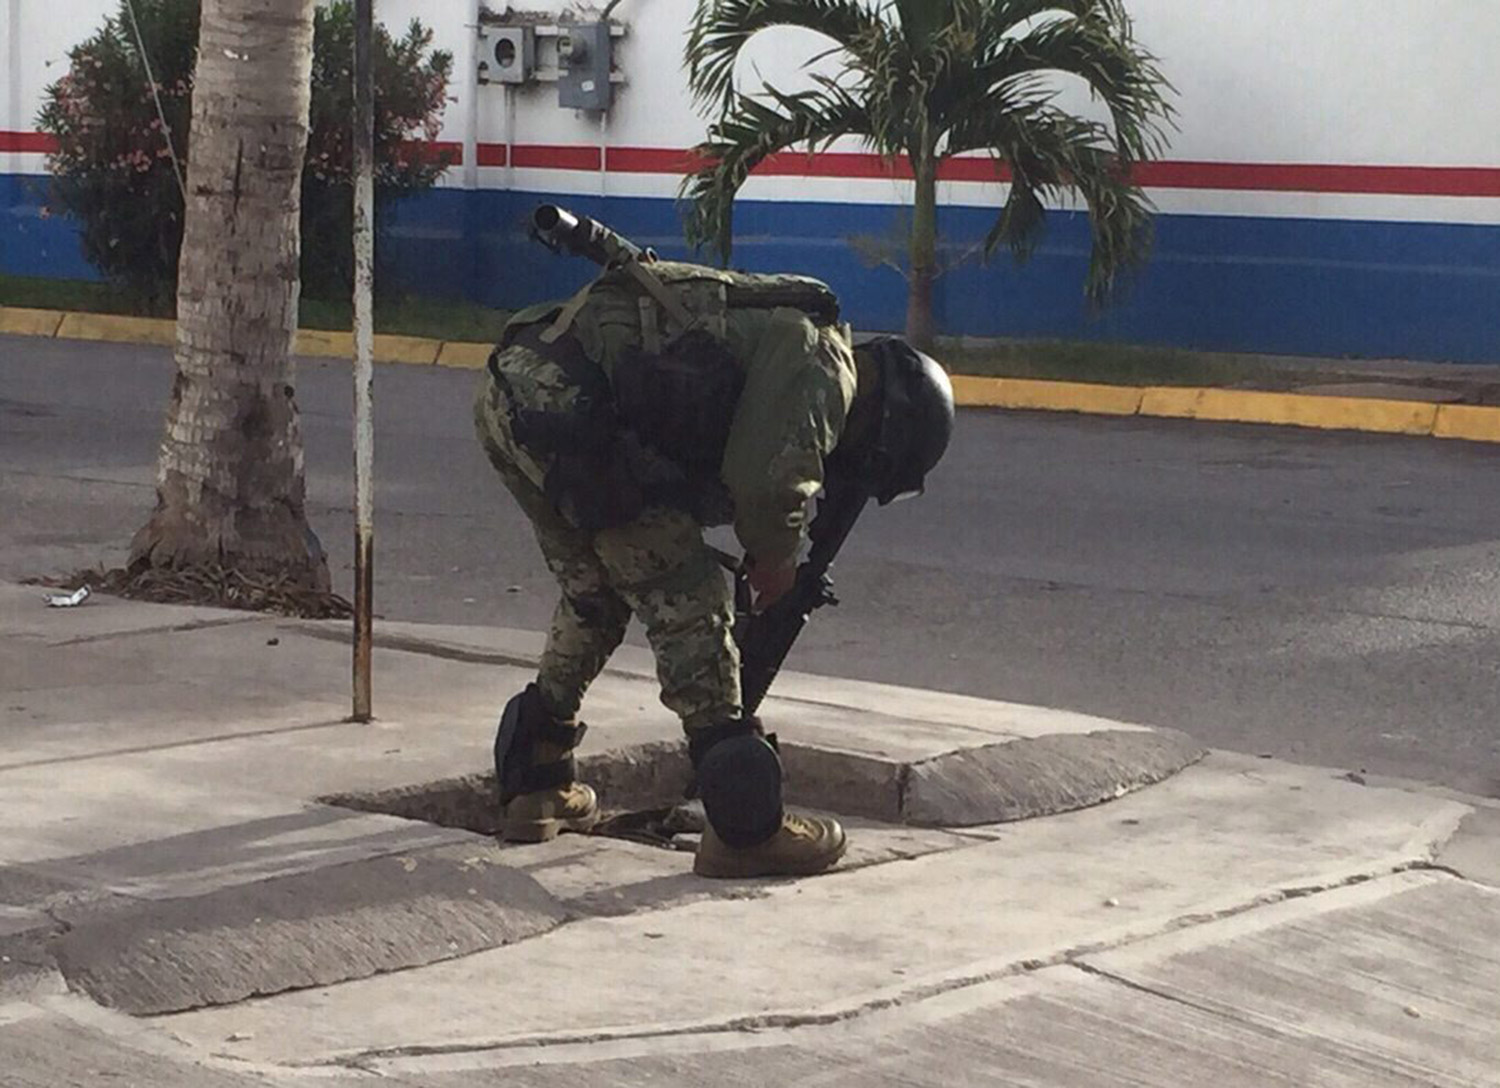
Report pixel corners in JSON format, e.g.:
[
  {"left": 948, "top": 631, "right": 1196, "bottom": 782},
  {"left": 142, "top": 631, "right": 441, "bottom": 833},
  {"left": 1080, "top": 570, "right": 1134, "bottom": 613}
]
[
  {"left": 129, "top": 0, "right": 330, "bottom": 592},
  {"left": 683, "top": 0, "right": 1174, "bottom": 350}
]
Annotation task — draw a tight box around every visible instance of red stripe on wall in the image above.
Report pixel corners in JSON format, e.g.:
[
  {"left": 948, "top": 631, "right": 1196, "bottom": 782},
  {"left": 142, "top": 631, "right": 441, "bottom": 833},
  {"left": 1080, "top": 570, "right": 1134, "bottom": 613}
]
[
  {"left": 510, "top": 144, "right": 600, "bottom": 171},
  {"left": 605, "top": 146, "right": 706, "bottom": 174},
  {"left": 5, "top": 128, "right": 1498, "bottom": 198},
  {"left": 0, "top": 131, "right": 58, "bottom": 153},
  {"left": 584, "top": 147, "right": 1500, "bottom": 197},
  {"left": 1132, "top": 160, "right": 1500, "bottom": 198}
]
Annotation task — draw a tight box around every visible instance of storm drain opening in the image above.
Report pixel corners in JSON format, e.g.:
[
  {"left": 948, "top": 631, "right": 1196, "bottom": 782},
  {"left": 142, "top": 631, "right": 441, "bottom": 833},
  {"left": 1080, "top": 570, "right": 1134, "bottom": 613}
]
[
  {"left": 319, "top": 740, "right": 705, "bottom": 851},
  {"left": 320, "top": 729, "right": 1212, "bottom": 836}
]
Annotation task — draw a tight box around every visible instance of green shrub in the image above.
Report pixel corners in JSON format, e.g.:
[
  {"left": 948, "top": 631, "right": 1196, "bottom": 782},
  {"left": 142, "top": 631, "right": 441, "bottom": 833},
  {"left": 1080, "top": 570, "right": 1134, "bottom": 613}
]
[{"left": 37, "top": 0, "right": 453, "bottom": 312}]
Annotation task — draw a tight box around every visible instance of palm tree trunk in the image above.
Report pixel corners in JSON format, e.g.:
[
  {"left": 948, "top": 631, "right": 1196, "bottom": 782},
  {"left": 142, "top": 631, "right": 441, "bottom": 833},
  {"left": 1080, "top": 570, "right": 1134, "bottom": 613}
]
[
  {"left": 905, "top": 147, "right": 939, "bottom": 351},
  {"left": 130, "top": 0, "right": 329, "bottom": 591}
]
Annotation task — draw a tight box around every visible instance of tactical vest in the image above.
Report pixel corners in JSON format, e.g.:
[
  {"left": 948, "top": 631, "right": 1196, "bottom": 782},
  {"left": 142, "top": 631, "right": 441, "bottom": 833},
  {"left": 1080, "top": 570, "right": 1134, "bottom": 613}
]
[
  {"left": 602, "top": 262, "right": 839, "bottom": 472},
  {"left": 499, "top": 261, "right": 841, "bottom": 530}
]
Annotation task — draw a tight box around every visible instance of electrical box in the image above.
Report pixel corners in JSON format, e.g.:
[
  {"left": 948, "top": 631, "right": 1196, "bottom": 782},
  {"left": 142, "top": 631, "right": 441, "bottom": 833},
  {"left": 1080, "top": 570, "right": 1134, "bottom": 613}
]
[
  {"left": 481, "top": 25, "right": 535, "bottom": 85},
  {"left": 558, "top": 22, "right": 612, "bottom": 111}
]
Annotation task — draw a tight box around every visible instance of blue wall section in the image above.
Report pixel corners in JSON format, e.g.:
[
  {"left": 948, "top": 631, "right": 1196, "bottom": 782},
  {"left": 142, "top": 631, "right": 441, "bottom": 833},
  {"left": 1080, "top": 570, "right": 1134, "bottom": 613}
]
[
  {"left": 9, "top": 171, "right": 1500, "bottom": 364},
  {"left": 0, "top": 175, "right": 102, "bottom": 281}
]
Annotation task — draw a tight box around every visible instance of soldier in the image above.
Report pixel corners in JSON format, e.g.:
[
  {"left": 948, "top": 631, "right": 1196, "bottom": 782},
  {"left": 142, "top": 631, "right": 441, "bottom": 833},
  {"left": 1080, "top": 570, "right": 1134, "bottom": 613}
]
[{"left": 475, "top": 220, "right": 953, "bottom": 879}]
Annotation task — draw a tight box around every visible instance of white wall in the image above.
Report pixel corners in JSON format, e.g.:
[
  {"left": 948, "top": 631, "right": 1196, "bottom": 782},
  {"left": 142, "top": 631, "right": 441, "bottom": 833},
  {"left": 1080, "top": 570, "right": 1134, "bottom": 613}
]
[{"left": 6, "top": 0, "right": 1499, "bottom": 221}]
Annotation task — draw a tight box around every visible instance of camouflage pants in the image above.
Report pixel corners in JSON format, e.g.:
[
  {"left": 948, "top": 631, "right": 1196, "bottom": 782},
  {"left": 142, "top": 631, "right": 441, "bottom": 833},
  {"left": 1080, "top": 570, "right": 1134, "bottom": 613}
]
[{"left": 474, "top": 344, "right": 741, "bottom": 732}]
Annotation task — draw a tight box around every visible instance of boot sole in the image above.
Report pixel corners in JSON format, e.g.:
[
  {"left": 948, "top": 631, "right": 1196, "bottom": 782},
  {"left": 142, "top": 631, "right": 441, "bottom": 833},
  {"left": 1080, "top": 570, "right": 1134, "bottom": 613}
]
[
  {"left": 692, "top": 832, "right": 849, "bottom": 879},
  {"left": 501, "top": 809, "right": 601, "bottom": 844}
]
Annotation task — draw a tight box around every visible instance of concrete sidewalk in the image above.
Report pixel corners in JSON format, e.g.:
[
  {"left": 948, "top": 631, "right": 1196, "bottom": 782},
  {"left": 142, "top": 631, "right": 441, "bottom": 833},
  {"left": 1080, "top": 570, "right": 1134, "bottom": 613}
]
[{"left": 1, "top": 581, "right": 1497, "bottom": 1086}]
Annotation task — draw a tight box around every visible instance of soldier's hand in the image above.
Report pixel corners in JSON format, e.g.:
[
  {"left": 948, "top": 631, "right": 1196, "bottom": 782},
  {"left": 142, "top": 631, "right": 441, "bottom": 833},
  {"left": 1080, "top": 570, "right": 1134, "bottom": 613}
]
[{"left": 747, "top": 558, "right": 797, "bottom": 612}]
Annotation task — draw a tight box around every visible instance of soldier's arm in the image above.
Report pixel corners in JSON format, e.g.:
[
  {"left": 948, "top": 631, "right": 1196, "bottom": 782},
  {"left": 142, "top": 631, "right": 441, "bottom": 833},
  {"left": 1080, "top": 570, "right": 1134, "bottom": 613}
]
[{"left": 720, "top": 308, "right": 857, "bottom": 571}]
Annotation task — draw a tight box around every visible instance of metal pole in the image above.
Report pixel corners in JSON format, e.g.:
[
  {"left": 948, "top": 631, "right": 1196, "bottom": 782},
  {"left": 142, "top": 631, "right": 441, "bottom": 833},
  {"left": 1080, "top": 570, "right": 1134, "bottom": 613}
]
[{"left": 351, "top": 0, "right": 375, "bottom": 722}]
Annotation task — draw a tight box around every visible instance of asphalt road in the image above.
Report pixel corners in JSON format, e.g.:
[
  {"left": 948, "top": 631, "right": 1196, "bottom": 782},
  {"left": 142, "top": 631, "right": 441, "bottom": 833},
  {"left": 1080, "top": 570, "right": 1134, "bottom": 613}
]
[{"left": 3, "top": 334, "right": 1498, "bottom": 797}]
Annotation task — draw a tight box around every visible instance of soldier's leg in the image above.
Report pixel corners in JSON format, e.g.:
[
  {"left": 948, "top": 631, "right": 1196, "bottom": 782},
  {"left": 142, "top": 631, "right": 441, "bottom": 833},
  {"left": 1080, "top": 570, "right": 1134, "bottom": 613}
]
[
  {"left": 474, "top": 367, "right": 631, "bottom": 718},
  {"left": 474, "top": 369, "right": 627, "bottom": 840},
  {"left": 590, "top": 505, "right": 741, "bottom": 730},
  {"left": 592, "top": 503, "right": 845, "bottom": 877}
]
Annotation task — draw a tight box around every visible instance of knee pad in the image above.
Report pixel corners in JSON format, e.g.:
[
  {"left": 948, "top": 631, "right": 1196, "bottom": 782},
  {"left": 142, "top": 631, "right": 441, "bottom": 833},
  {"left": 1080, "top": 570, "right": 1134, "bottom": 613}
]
[
  {"left": 494, "top": 684, "right": 587, "bottom": 805},
  {"left": 691, "top": 719, "right": 784, "bottom": 849}
]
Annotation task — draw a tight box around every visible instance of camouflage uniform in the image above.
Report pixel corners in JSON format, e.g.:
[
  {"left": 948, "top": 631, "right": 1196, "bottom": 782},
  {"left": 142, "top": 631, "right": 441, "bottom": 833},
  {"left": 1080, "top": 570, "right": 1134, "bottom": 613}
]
[{"left": 474, "top": 265, "right": 857, "bottom": 733}]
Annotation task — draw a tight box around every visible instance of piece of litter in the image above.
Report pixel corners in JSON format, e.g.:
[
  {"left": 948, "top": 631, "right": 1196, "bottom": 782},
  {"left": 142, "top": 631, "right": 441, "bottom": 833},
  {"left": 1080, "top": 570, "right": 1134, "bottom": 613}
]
[
  {"left": 643, "top": 932, "right": 664, "bottom": 940},
  {"left": 266, "top": 637, "right": 280, "bottom": 646},
  {"left": 1404, "top": 1006, "right": 1421, "bottom": 1019},
  {"left": 44, "top": 586, "right": 90, "bottom": 608},
  {"left": 507, "top": 585, "right": 522, "bottom": 593},
  {"left": 400, "top": 857, "right": 418, "bottom": 872},
  {"left": 225, "top": 1032, "right": 253, "bottom": 1043},
  {"left": 1103, "top": 897, "right": 1120, "bottom": 908},
  {"left": 463, "top": 597, "right": 477, "bottom": 604}
]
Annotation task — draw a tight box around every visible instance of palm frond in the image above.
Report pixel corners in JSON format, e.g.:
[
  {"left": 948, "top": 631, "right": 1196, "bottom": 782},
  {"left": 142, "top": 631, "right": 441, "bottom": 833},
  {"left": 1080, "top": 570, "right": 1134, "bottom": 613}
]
[
  {"left": 685, "top": 0, "right": 883, "bottom": 108},
  {"left": 955, "top": 102, "right": 1154, "bottom": 303},
  {"left": 977, "top": 0, "right": 1125, "bottom": 39},
  {"left": 892, "top": 0, "right": 958, "bottom": 48},
  {"left": 964, "top": 5, "right": 1175, "bottom": 160},
  {"left": 680, "top": 81, "right": 872, "bottom": 263}
]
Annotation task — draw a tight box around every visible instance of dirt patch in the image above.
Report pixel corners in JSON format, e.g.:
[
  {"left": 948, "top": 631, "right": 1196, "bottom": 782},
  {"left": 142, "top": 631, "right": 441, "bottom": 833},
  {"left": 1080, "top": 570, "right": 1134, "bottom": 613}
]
[{"left": 26, "top": 564, "right": 352, "bottom": 620}]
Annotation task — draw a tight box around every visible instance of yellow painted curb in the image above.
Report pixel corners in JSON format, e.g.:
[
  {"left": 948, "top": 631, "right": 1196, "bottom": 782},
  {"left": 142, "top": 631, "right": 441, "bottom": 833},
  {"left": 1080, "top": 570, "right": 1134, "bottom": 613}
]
[
  {"left": 10, "top": 303, "right": 1500, "bottom": 444},
  {"left": 56, "top": 311, "right": 175, "bottom": 346},
  {"left": 1138, "top": 386, "right": 1204, "bottom": 419},
  {"left": 1184, "top": 389, "right": 1438, "bottom": 436},
  {"left": 436, "top": 341, "right": 493, "bottom": 369},
  {"left": 294, "top": 328, "right": 355, "bottom": 358},
  {"left": 0, "top": 306, "right": 66, "bottom": 337},
  {"left": 1434, "top": 404, "right": 1500, "bottom": 443},
  {"left": 296, "top": 330, "right": 446, "bottom": 365},
  {"left": 951, "top": 375, "right": 1142, "bottom": 416},
  {"left": 373, "top": 334, "right": 442, "bottom": 365}
]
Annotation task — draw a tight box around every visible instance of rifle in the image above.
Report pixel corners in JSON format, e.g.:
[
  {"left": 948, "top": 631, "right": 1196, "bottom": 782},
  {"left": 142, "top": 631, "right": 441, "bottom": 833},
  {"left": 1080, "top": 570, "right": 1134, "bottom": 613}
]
[
  {"left": 530, "top": 204, "right": 654, "bottom": 267},
  {"left": 733, "top": 468, "right": 871, "bottom": 714}
]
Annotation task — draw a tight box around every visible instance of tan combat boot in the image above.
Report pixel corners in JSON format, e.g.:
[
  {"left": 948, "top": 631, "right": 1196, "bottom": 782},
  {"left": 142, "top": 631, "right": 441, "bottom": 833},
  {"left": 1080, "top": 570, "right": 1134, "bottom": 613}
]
[
  {"left": 502, "top": 781, "right": 600, "bottom": 843},
  {"left": 694, "top": 811, "right": 847, "bottom": 878},
  {"left": 496, "top": 684, "right": 600, "bottom": 843}
]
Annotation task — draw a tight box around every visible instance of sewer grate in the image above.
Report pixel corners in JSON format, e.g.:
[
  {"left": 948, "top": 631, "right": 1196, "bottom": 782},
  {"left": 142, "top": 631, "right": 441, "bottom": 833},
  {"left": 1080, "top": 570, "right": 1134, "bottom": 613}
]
[{"left": 589, "top": 803, "right": 705, "bottom": 851}]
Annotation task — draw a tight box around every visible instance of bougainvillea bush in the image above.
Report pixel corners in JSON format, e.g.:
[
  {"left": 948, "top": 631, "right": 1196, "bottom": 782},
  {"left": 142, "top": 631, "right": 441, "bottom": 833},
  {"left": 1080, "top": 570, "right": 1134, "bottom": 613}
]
[
  {"left": 37, "top": 0, "right": 197, "bottom": 311},
  {"left": 38, "top": 0, "right": 453, "bottom": 310}
]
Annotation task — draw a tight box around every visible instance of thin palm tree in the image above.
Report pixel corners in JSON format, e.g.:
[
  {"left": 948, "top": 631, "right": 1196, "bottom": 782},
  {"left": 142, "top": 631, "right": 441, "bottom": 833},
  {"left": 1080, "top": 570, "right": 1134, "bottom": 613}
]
[{"left": 683, "top": 0, "right": 1174, "bottom": 349}]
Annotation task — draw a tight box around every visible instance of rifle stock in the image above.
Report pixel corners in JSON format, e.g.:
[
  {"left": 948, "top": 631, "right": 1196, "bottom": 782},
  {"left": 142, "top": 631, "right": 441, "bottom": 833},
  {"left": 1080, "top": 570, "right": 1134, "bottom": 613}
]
[{"left": 734, "top": 471, "right": 871, "bottom": 713}]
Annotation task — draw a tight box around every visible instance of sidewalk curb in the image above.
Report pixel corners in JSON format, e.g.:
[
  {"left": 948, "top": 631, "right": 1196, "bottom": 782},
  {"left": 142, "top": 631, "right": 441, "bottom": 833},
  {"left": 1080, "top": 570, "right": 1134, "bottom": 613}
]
[{"left": 7, "top": 304, "right": 1500, "bottom": 443}]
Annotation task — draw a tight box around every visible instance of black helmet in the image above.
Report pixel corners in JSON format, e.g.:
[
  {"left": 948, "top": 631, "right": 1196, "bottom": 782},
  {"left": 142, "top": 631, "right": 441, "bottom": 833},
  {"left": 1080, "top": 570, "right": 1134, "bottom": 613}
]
[{"left": 846, "top": 337, "right": 955, "bottom": 505}]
